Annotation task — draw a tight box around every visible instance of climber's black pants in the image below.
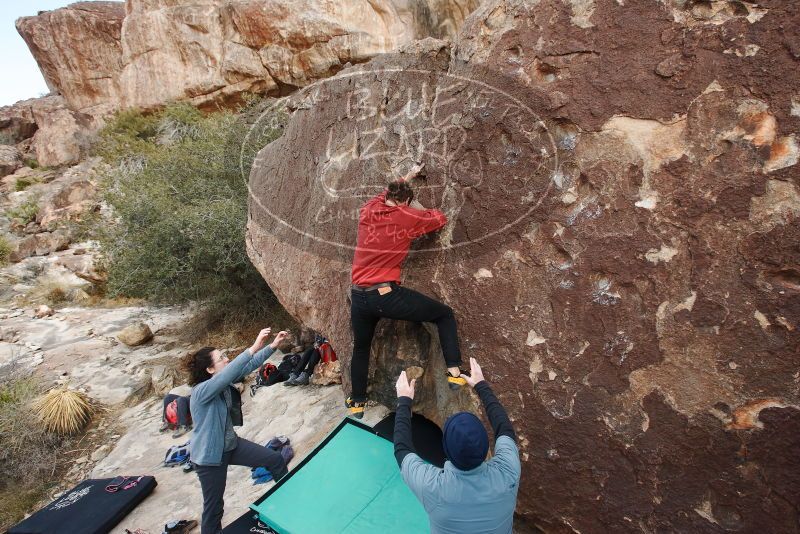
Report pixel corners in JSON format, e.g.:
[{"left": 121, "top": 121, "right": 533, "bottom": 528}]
[
  {"left": 350, "top": 282, "right": 462, "bottom": 402},
  {"left": 194, "top": 437, "right": 287, "bottom": 534},
  {"left": 292, "top": 347, "right": 321, "bottom": 375}
]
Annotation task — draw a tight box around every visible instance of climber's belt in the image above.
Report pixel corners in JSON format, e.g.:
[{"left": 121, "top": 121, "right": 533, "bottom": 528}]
[{"left": 351, "top": 282, "right": 394, "bottom": 292}]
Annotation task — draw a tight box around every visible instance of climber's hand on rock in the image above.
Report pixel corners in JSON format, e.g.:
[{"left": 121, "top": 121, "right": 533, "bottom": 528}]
[
  {"left": 462, "top": 357, "right": 485, "bottom": 387},
  {"left": 395, "top": 371, "right": 416, "bottom": 399},
  {"left": 269, "top": 330, "right": 290, "bottom": 349},
  {"left": 399, "top": 162, "right": 425, "bottom": 183}
]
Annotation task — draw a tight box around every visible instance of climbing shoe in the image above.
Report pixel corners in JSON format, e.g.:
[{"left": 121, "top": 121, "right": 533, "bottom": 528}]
[
  {"left": 294, "top": 371, "right": 309, "bottom": 385},
  {"left": 283, "top": 373, "right": 299, "bottom": 386},
  {"left": 172, "top": 425, "right": 191, "bottom": 439},
  {"left": 345, "top": 397, "right": 366, "bottom": 419},
  {"left": 446, "top": 369, "right": 469, "bottom": 390},
  {"left": 158, "top": 421, "right": 170, "bottom": 433},
  {"left": 162, "top": 519, "right": 198, "bottom": 534}
]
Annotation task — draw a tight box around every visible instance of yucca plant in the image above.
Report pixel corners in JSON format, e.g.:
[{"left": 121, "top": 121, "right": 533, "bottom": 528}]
[{"left": 32, "top": 387, "right": 92, "bottom": 435}]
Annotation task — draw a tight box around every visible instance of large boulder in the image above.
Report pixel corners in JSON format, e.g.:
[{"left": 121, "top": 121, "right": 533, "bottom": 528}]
[
  {"left": 15, "top": 2, "right": 125, "bottom": 117},
  {"left": 0, "top": 145, "right": 22, "bottom": 177},
  {"left": 0, "top": 97, "right": 39, "bottom": 143},
  {"left": 117, "top": 322, "right": 154, "bottom": 347},
  {"left": 246, "top": 2, "right": 800, "bottom": 532},
  {"left": 55, "top": 249, "right": 106, "bottom": 286},
  {"left": 29, "top": 96, "right": 95, "bottom": 167},
  {"left": 119, "top": 0, "right": 479, "bottom": 110},
  {"left": 17, "top": 0, "right": 480, "bottom": 114},
  {"left": 10, "top": 230, "right": 71, "bottom": 262},
  {"left": 149, "top": 364, "right": 179, "bottom": 396},
  {"left": 37, "top": 158, "right": 104, "bottom": 228}
]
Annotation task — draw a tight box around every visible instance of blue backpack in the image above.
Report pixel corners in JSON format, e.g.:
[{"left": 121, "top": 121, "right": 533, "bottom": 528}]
[
  {"left": 251, "top": 436, "right": 294, "bottom": 484},
  {"left": 164, "top": 441, "right": 191, "bottom": 467}
]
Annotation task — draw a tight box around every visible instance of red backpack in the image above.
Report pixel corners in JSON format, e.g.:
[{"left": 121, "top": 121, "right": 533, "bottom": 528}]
[
  {"left": 318, "top": 342, "right": 337, "bottom": 363},
  {"left": 165, "top": 399, "right": 179, "bottom": 425},
  {"left": 256, "top": 363, "right": 278, "bottom": 386}
]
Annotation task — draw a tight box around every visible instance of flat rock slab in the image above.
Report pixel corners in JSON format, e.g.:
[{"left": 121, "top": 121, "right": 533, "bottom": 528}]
[
  {"left": 93, "top": 371, "right": 388, "bottom": 534},
  {"left": 0, "top": 305, "right": 193, "bottom": 405}
]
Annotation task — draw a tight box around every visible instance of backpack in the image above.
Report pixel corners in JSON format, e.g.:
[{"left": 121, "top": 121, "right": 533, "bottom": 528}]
[
  {"left": 250, "top": 362, "right": 279, "bottom": 396},
  {"left": 164, "top": 441, "right": 191, "bottom": 467},
  {"left": 255, "top": 363, "right": 278, "bottom": 387},
  {"left": 165, "top": 399, "right": 178, "bottom": 426},
  {"left": 277, "top": 353, "right": 301, "bottom": 374},
  {"left": 251, "top": 436, "right": 294, "bottom": 484},
  {"left": 318, "top": 341, "right": 337, "bottom": 363}
]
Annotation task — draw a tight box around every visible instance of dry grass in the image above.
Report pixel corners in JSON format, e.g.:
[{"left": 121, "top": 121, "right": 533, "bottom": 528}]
[
  {"left": 32, "top": 388, "right": 92, "bottom": 435},
  {"left": 24, "top": 279, "right": 74, "bottom": 307},
  {"left": 0, "top": 374, "right": 61, "bottom": 530},
  {"left": 181, "top": 303, "right": 299, "bottom": 349},
  {"left": 45, "top": 285, "right": 68, "bottom": 304},
  {"left": 83, "top": 294, "right": 144, "bottom": 308},
  {"left": 0, "top": 372, "right": 116, "bottom": 530},
  {"left": 0, "top": 235, "right": 11, "bottom": 266}
]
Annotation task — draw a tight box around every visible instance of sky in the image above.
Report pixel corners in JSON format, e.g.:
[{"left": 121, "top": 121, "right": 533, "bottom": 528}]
[{"left": 0, "top": 1, "right": 74, "bottom": 107}]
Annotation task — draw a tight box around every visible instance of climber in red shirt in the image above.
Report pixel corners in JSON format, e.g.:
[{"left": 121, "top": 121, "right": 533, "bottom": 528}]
[{"left": 346, "top": 164, "right": 465, "bottom": 419}]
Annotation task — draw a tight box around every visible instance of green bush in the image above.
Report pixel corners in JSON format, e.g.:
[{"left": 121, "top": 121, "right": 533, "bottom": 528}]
[
  {"left": 0, "top": 236, "right": 11, "bottom": 266},
  {"left": 6, "top": 197, "right": 39, "bottom": 225},
  {"left": 14, "top": 177, "right": 33, "bottom": 191},
  {"left": 95, "top": 100, "right": 292, "bottom": 324}
]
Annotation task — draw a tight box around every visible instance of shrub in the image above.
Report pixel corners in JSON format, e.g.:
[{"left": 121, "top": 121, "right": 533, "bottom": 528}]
[
  {"left": 6, "top": 196, "right": 39, "bottom": 225},
  {"left": 0, "top": 235, "right": 11, "bottom": 266},
  {"left": 23, "top": 158, "right": 39, "bottom": 169},
  {"left": 32, "top": 387, "right": 92, "bottom": 436},
  {"left": 94, "top": 100, "right": 293, "bottom": 326},
  {"left": 14, "top": 177, "right": 33, "bottom": 191},
  {"left": 45, "top": 284, "right": 69, "bottom": 304},
  {"left": 0, "top": 374, "right": 64, "bottom": 529}
]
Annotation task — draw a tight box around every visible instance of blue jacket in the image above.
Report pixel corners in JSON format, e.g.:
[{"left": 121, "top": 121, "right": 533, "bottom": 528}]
[
  {"left": 189, "top": 346, "right": 275, "bottom": 465},
  {"left": 400, "top": 436, "right": 521, "bottom": 534},
  {"left": 394, "top": 381, "right": 521, "bottom": 534},
  {"left": 400, "top": 437, "right": 520, "bottom": 534}
]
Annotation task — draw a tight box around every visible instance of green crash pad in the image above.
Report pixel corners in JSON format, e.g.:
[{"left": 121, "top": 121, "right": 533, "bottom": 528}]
[{"left": 250, "top": 418, "right": 429, "bottom": 534}]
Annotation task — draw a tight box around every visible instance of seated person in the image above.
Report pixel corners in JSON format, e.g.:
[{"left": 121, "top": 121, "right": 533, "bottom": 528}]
[
  {"left": 284, "top": 335, "right": 337, "bottom": 386},
  {"left": 160, "top": 393, "right": 192, "bottom": 438}
]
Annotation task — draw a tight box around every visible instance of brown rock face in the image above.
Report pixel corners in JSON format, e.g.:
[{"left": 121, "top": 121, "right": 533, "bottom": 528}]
[
  {"left": 0, "top": 145, "right": 22, "bottom": 177},
  {"left": 30, "top": 96, "right": 95, "bottom": 167},
  {"left": 10, "top": 230, "right": 70, "bottom": 262},
  {"left": 0, "top": 98, "right": 39, "bottom": 143},
  {"left": 246, "top": 1, "right": 800, "bottom": 531},
  {"left": 17, "top": 0, "right": 479, "bottom": 115},
  {"left": 16, "top": 2, "right": 125, "bottom": 117}
]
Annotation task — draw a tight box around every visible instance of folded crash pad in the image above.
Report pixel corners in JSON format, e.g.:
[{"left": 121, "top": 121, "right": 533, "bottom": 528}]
[{"left": 8, "top": 475, "right": 157, "bottom": 534}]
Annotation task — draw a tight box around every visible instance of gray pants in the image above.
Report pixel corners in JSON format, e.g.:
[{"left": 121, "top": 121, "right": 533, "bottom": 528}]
[{"left": 194, "top": 437, "right": 288, "bottom": 534}]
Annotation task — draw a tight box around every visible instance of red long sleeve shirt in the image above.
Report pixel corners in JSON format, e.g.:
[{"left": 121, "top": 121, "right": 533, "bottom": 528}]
[{"left": 351, "top": 190, "right": 447, "bottom": 285}]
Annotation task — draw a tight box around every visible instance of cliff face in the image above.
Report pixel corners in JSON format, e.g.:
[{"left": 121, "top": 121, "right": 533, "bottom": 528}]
[
  {"left": 15, "top": 2, "right": 125, "bottom": 117},
  {"left": 16, "top": 0, "right": 480, "bottom": 114},
  {"left": 246, "top": 1, "right": 800, "bottom": 531}
]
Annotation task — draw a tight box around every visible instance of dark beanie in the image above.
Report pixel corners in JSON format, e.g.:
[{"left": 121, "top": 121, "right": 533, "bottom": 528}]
[{"left": 442, "top": 412, "right": 489, "bottom": 471}]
